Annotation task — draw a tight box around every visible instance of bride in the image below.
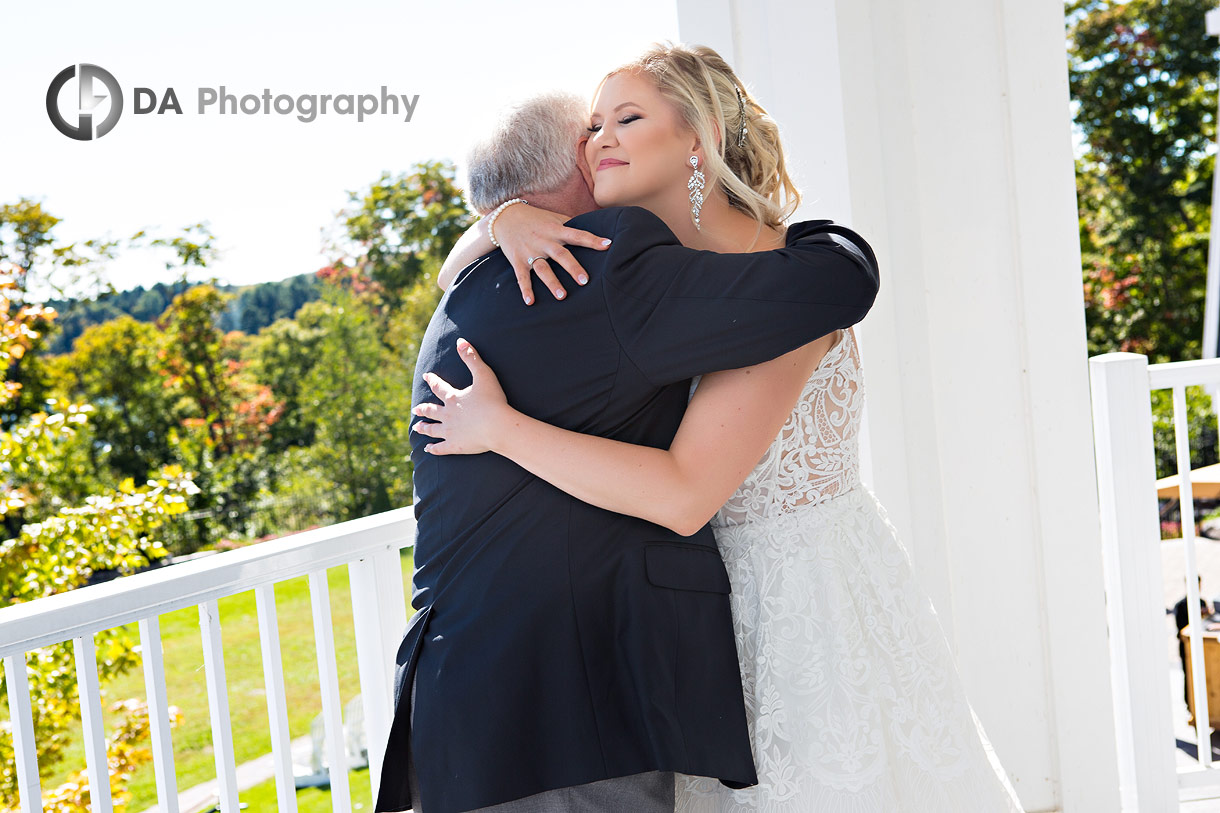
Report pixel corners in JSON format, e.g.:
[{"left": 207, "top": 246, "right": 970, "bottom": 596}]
[{"left": 416, "top": 42, "right": 1023, "bottom": 813}]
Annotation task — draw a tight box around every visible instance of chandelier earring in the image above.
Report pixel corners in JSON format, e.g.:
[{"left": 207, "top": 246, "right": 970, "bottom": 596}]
[{"left": 687, "top": 155, "right": 706, "bottom": 231}]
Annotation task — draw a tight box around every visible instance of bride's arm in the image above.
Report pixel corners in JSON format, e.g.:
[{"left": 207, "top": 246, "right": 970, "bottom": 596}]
[
  {"left": 438, "top": 220, "right": 499, "bottom": 290},
  {"left": 437, "top": 202, "right": 612, "bottom": 299},
  {"left": 413, "top": 333, "right": 836, "bottom": 536}
]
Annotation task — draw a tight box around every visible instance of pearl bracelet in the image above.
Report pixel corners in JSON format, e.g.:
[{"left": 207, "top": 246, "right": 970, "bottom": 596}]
[{"left": 486, "top": 198, "right": 528, "bottom": 248}]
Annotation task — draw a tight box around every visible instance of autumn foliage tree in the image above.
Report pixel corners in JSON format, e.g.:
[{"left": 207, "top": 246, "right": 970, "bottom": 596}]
[
  {"left": 330, "top": 160, "right": 472, "bottom": 314},
  {"left": 0, "top": 263, "right": 191, "bottom": 811},
  {"left": 156, "top": 284, "right": 283, "bottom": 549}
]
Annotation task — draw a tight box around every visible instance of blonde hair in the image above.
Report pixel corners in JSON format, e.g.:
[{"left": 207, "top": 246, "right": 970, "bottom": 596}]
[{"left": 605, "top": 42, "right": 801, "bottom": 228}]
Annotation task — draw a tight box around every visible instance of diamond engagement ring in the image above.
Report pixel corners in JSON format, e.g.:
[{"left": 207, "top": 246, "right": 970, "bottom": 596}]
[{"left": 526, "top": 255, "right": 546, "bottom": 265}]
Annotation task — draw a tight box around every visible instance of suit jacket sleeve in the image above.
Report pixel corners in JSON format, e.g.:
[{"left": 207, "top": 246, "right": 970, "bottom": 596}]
[{"left": 594, "top": 206, "right": 881, "bottom": 386}]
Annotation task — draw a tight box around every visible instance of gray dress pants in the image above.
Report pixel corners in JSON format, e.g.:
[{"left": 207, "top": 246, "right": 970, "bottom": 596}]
[{"left": 404, "top": 676, "right": 675, "bottom": 812}]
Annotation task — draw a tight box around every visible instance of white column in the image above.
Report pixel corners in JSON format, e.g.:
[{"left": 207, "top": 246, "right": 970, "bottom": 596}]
[{"left": 678, "top": 2, "right": 1121, "bottom": 811}]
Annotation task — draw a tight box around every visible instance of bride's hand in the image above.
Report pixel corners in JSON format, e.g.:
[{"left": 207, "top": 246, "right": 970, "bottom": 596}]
[
  {"left": 411, "top": 338, "right": 514, "bottom": 455},
  {"left": 493, "top": 201, "right": 612, "bottom": 305}
]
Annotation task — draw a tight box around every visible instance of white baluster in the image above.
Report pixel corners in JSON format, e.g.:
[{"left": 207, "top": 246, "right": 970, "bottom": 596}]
[
  {"left": 374, "top": 547, "right": 408, "bottom": 696},
  {"left": 1176, "top": 384, "right": 1212, "bottom": 767},
  {"left": 139, "top": 615, "right": 179, "bottom": 813},
  {"left": 200, "top": 600, "right": 240, "bottom": 812},
  {"left": 73, "top": 634, "right": 114, "bottom": 813},
  {"left": 309, "top": 569, "right": 352, "bottom": 812},
  {"left": 255, "top": 583, "right": 298, "bottom": 812},
  {"left": 4, "top": 652, "right": 44, "bottom": 813},
  {"left": 350, "top": 556, "right": 392, "bottom": 801},
  {"left": 1089, "top": 353, "right": 1177, "bottom": 811}
]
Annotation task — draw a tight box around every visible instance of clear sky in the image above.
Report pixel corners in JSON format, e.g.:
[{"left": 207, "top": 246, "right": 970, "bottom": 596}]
[{"left": 4, "top": 1, "right": 681, "bottom": 299}]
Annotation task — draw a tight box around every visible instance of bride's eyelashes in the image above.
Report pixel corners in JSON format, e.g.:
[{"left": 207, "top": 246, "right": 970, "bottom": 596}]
[{"left": 586, "top": 114, "right": 642, "bottom": 134}]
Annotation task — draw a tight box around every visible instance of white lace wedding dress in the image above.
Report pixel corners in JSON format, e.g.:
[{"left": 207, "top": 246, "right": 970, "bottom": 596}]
[{"left": 676, "top": 328, "right": 1024, "bottom": 813}]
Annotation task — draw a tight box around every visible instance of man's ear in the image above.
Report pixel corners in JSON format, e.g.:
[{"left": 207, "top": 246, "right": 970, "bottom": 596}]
[{"left": 576, "top": 137, "right": 595, "bottom": 196}]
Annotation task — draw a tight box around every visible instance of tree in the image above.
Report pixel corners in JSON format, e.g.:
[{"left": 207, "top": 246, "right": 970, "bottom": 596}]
[
  {"left": 333, "top": 160, "right": 472, "bottom": 312},
  {"left": 299, "top": 285, "right": 412, "bottom": 520},
  {"left": 0, "top": 263, "right": 191, "bottom": 811},
  {"left": 1069, "top": 0, "right": 1220, "bottom": 362},
  {"left": 0, "top": 199, "right": 120, "bottom": 301},
  {"left": 158, "top": 286, "right": 238, "bottom": 454},
  {"left": 0, "top": 465, "right": 194, "bottom": 812},
  {"left": 244, "top": 308, "right": 328, "bottom": 453},
  {"left": 156, "top": 285, "right": 284, "bottom": 551},
  {"left": 53, "top": 317, "right": 179, "bottom": 482}
]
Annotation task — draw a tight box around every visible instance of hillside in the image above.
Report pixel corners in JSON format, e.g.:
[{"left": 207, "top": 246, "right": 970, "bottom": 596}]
[{"left": 42, "top": 272, "right": 322, "bottom": 354}]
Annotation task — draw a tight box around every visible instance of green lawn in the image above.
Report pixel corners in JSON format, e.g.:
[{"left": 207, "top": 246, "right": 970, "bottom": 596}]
[
  {"left": 16, "top": 547, "right": 414, "bottom": 812},
  {"left": 239, "top": 766, "right": 373, "bottom": 812}
]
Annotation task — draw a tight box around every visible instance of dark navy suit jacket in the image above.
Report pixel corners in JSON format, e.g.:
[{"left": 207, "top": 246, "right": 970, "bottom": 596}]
[{"left": 374, "top": 205, "right": 880, "bottom": 813}]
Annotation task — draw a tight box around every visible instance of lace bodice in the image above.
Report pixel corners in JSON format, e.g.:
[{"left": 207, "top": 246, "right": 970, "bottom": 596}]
[{"left": 689, "top": 328, "right": 864, "bottom": 527}]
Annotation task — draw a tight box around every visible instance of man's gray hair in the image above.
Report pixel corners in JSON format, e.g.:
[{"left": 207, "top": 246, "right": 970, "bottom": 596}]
[{"left": 467, "top": 92, "right": 589, "bottom": 214}]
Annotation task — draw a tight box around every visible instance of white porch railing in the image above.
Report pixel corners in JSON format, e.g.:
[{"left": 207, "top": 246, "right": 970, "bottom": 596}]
[
  {"left": 0, "top": 505, "right": 414, "bottom": 813},
  {"left": 1091, "top": 352, "right": 1220, "bottom": 811}
]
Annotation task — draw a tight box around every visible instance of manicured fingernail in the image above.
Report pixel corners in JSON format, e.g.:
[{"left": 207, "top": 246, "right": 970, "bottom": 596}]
[
  {"left": 554, "top": 289, "right": 565, "bottom": 299},
  {"left": 601, "top": 239, "right": 612, "bottom": 246},
  {"left": 524, "top": 296, "right": 533, "bottom": 305},
  {"left": 578, "top": 275, "right": 588, "bottom": 284}
]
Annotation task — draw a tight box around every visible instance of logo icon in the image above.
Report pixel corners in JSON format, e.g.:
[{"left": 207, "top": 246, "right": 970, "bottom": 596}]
[{"left": 46, "top": 64, "right": 123, "bottom": 140}]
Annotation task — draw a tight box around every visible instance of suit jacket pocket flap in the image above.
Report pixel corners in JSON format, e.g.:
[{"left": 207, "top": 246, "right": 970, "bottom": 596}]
[{"left": 645, "top": 543, "right": 731, "bottom": 594}]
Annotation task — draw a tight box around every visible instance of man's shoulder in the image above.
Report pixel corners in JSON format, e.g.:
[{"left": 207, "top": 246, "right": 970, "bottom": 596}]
[{"left": 564, "top": 206, "right": 681, "bottom": 246}]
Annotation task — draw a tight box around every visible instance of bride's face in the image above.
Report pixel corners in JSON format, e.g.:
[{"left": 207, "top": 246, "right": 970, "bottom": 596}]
[{"left": 584, "top": 71, "right": 699, "bottom": 211}]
